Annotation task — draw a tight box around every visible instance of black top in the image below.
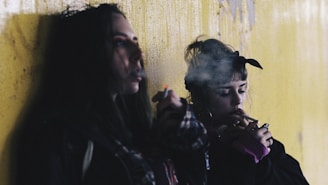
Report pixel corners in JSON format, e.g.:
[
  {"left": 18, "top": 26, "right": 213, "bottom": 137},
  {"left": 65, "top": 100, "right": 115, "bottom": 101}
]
[{"left": 206, "top": 134, "right": 309, "bottom": 185}]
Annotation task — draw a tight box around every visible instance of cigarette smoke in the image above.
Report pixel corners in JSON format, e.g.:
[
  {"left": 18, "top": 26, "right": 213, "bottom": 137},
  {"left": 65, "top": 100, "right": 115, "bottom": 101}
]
[
  {"left": 131, "top": 69, "right": 147, "bottom": 78},
  {"left": 185, "top": 54, "right": 236, "bottom": 89}
]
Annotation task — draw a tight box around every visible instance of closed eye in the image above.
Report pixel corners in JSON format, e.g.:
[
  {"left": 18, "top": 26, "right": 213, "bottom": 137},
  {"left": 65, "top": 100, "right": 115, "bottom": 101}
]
[
  {"left": 215, "top": 89, "right": 230, "bottom": 97},
  {"left": 238, "top": 89, "right": 246, "bottom": 94}
]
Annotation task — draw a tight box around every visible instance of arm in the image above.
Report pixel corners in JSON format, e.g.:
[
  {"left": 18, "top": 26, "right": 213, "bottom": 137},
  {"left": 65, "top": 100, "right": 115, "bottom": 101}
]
[
  {"left": 151, "top": 90, "right": 208, "bottom": 185},
  {"left": 151, "top": 89, "right": 207, "bottom": 151},
  {"left": 255, "top": 139, "right": 309, "bottom": 185},
  {"left": 209, "top": 138, "right": 309, "bottom": 185},
  {"left": 207, "top": 116, "right": 308, "bottom": 185}
]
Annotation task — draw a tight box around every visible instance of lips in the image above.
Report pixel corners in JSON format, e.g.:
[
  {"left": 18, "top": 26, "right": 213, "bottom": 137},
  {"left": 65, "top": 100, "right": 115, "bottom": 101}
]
[
  {"left": 230, "top": 108, "right": 243, "bottom": 115},
  {"left": 130, "top": 71, "right": 142, "bottom": 82},
  {"left": 133, "top": 76, "right": 142, "bottom": 82}
]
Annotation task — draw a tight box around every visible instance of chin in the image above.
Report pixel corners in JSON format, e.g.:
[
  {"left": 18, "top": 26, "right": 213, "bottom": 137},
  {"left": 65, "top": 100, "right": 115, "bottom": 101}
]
[
  {"left": 124, "top": 85, "right": 140, "bottom": 94},
  {"left": 130, "top": 88, "right": 139, "bottom": 94}
]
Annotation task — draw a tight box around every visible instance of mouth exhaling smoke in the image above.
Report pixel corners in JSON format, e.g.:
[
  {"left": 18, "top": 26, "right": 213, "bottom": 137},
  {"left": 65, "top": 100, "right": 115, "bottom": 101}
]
[{"left": 131, "top": 68, "right": 147, "bottom": 78}]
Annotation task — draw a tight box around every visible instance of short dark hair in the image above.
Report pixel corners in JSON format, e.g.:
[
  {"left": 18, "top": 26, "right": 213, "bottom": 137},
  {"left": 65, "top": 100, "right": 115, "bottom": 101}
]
[{"left": 184, "top": 38, "right": 247, "bottom": 105}]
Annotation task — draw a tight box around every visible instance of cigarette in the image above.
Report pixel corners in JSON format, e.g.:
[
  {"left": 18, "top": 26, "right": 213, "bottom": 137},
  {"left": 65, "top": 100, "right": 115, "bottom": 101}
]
[
  {"left": 242, "top": 115, "right": 258, "bottom": 122},
  {"left": 162, "top": 84, "right": 169, "bottom": 99}
]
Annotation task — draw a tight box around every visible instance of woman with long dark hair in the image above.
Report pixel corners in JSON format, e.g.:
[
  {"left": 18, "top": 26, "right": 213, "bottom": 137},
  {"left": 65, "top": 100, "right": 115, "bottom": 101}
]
[{"left": 14, "top": 4, "right": 207, "bottom": 185}]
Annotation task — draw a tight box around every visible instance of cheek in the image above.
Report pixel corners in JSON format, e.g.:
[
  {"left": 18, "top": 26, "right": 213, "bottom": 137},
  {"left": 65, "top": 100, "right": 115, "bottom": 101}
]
[
  {"left": 208, "top": 96, "right": 230, "bottom": 114},
  {"left": 112, "top": 52, "right": 129, "bottom": 78},
  {"left": 209, "top": 101, "right": 229, "bottom": 123},
  {"left": 213, "top": 99, "right": 229, "bottom": 111}
]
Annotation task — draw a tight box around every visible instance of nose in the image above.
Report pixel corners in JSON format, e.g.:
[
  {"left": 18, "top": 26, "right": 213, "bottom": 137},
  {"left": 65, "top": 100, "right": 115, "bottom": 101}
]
[
  {"left": 129, "top": 42, "right": 143, "bottom": 62},
  {"left": 231, "top": 90, "right": 242, "bottom": 107}
]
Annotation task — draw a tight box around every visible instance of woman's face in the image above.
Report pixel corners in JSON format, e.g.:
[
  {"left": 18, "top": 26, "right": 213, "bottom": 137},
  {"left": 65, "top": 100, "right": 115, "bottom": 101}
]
[
  {"left": 207, "top": 79, "right": 247, "bottom": 122},
  {"left": 109, "top": 13, "right": 144, "bottom": 94}
]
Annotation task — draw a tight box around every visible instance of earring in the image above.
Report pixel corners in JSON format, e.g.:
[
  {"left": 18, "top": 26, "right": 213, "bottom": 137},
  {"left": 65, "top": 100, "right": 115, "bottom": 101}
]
[{"left": 207, "top": 109, "right": 213, "bottom": 118}]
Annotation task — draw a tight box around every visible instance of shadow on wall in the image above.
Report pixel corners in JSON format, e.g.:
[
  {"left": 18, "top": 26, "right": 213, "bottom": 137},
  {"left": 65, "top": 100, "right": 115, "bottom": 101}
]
[{"left": 0, "top": 13, "right": 58, "bottom": 185}]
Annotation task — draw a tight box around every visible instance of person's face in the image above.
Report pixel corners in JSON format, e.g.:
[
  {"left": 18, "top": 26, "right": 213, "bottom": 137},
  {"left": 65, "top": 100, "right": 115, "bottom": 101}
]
[
  {"left": 110, "top": 13, "right": 144, "bottom": 94},
  {"left": 207, "top": 79, "right": 247, "bottom": 122}
]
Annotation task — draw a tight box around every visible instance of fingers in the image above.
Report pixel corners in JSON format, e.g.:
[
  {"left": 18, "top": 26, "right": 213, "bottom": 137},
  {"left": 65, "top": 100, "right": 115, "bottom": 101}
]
[
  {"left": 243, "top": 121, "right": 274, "bottom": 149},
  {"left": 152, "top": 89, "right": 183, "bottom": 114},
  {"left": 152, "top": 90, "right": 184, "bottom": 135},
  {"left": 151, "top": 91, "right": 163, "bottom": 102},
  {"left": 253, "top": 124, "right": 273, "bottom": 148},
  {"left": 267, "top": 137, "right": 274, "bottom": 147},
  {"left": 229, "top": 110, "right": 258, "bottom": 127},
  {"left": 245, "top": 121, "right": 258, "bottom": 132},
  {"left": 224, "top": 114, "right": 250, "bottom": 128}
]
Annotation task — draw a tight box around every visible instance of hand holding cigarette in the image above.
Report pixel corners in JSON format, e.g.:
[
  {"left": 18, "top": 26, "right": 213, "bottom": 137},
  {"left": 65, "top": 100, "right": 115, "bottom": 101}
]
[
  {"left": 246, "top": 121, "right": 273, "bottom": 148},
  {"left": 242, "top": 115, "right": 258, "bottom": 123},
  {"left": 151, "top": 84, "right": 183, "bottom": 110},
  {"left": 152, "top": 84, "right": 182, "bottom": 108},
  {"left": 231, "top": 109, "right": 269, "bottom": 130},
  {"left": 151, "top": 84, "right": 169, "bottom": 102}
]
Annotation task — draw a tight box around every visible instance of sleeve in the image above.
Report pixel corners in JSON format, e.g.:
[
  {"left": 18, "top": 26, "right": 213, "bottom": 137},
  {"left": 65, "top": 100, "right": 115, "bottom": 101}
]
[
  {"left": 159, "top": 99, "right": 208, "bottom": 185},
  {"left": 207, "top": 138, "right": 309, "bottom": 185},
  {"left": 159, "top": 99, "right": 208, "bottom": 152}
]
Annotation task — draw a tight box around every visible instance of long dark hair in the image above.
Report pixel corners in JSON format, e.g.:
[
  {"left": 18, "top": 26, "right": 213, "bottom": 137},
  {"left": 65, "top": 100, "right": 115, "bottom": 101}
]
[{"left": 28, "top": 3, "right": 152, "bottom": 145}]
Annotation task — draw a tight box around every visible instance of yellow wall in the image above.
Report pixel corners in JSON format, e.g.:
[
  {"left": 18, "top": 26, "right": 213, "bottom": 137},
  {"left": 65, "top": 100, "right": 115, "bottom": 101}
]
[{"left": 0, "top": 0, "right": 327, "bottom": 184}]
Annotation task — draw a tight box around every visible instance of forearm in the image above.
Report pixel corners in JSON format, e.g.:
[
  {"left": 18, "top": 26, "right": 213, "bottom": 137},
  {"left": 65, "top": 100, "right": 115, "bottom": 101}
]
[{"left": 160, "top": 101, "right": 208, "bottom": 152}]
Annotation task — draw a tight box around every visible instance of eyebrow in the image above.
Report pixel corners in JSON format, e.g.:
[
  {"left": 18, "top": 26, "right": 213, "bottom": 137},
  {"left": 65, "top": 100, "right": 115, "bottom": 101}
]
[
  {"left": 218, "top": 82, "right": 247, "bottom": 89},
  {"left": 113, "top": 31, "right": 138, "bottom": 41}
]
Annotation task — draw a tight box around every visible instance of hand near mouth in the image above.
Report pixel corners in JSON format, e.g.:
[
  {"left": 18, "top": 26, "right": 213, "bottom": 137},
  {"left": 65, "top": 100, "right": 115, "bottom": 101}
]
[{"left": 227, "top": 109, "right": 258, "bottom": 127}]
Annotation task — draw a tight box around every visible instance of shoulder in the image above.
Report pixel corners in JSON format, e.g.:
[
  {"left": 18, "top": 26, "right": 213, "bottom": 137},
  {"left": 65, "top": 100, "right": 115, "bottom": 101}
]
[
  {"left": 17, "top": 109, "right": 96, "bottom": 153},
  {"left": 268, "top": 138, "right": 302, "bottom": 164}
]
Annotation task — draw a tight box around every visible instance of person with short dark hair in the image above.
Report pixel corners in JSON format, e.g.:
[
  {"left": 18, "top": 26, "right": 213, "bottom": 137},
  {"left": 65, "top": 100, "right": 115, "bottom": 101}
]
[{"left": 184, "top": 37, "right": 309, "bottom": 185}]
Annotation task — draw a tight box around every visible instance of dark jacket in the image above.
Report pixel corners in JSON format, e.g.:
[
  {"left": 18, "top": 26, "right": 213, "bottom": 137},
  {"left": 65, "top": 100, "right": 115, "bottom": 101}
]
[
  {"left": 14, "top": 104, "right": 207, "bottom": 185},
  {"left": 207, "top": 136, "right": 309, "bottom": 185}
]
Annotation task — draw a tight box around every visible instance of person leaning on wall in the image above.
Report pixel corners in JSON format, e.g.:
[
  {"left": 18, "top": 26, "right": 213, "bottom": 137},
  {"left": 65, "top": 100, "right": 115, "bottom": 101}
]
[
  {"left": 183, "top": 36, "right": 309, "bottom": 185},
  {"left": 12, "top": 4, "right": 207, "bottom": 185}
]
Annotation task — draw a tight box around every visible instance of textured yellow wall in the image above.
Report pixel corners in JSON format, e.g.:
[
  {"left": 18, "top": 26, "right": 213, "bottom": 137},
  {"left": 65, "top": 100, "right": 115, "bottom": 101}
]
[
  {"left": 0, "top": 0, "right": 327, "bottom": 184},
  {"left": 248, "top": 1, "right": 328, "bottom": 184}
]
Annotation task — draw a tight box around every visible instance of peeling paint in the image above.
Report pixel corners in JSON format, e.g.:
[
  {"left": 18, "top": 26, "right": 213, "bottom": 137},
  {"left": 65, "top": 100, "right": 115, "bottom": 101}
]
[{"left": 218, "top": 0, "right": 256, "bottom": 29}]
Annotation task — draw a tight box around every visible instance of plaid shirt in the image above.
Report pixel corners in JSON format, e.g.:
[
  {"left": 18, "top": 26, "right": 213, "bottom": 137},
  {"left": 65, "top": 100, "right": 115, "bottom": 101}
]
[{"left": 161, "top": 99, "right": 208, "bottom": 152}]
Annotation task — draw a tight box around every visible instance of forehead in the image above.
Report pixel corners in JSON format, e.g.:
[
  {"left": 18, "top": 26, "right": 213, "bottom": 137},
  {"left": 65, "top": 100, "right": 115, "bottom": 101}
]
[
  {"left": 210, "top": 79, "right": 247, "bottom": 90},
  {"left": 111, "top": 13, "right": 135, "bottom": 36},
  {"left": 220, "top": 80, "right": 247, "bottom": 87},
  {"left": 208, "top": 71, "right": 244, "bottom": 85}
]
